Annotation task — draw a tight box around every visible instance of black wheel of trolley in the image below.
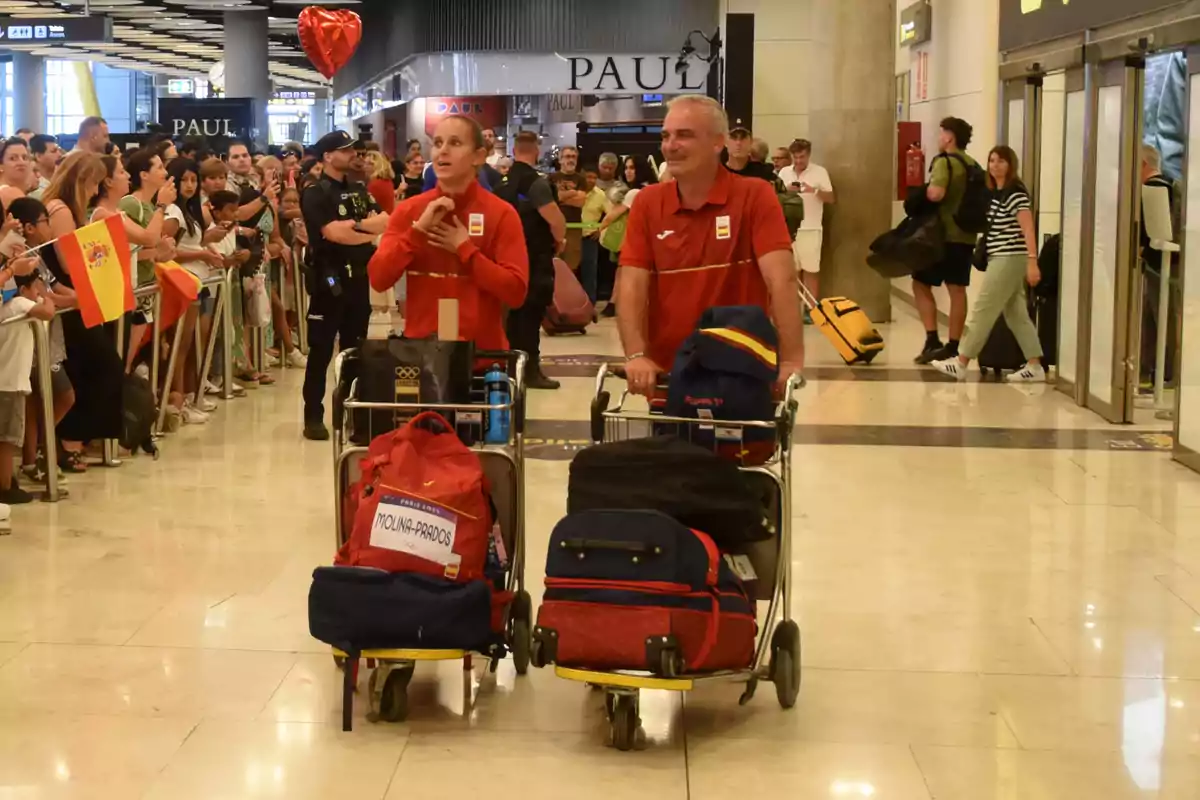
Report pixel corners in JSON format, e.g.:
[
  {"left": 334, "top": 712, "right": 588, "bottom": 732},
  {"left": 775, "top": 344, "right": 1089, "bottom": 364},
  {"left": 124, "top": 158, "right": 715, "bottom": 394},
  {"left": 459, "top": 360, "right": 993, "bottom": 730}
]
[
  {"left": 860, "top": 350, "right": 879, "bottom": 365},
  {"left": 610, "top": 694, "right": 638, "bottom": 751},
  {"left": 658, "top": 647, "right": 682, "bottom": 678},
  {"left": 769, "top": 620, "right": 801, "bottom": 709},
  {"left": 377, "top": 667, "right": 414, "bottom": 723},
  {"left": 509, "top": 591, "right": 532, "bottom": 675},
  {"left": 529, "top": 637, "right": 547, "bottom": 669}
]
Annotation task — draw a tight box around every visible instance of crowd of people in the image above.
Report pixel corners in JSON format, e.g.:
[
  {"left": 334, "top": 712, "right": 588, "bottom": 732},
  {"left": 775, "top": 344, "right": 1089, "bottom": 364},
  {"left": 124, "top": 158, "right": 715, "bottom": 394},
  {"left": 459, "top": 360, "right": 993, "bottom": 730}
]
[
  {"left": 0, "top": 115, "right": 341, "bottom": 512},
  {"left": 0, "top": 100, "right": 832, "bottom": 523}
]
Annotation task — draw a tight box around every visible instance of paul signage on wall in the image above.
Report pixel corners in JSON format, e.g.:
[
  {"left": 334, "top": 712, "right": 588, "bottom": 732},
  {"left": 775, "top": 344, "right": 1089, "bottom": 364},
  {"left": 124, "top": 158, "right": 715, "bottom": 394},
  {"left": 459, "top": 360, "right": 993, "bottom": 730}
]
[
  {"left": 566, "top": 55, "right": 706, "bottom": 93},
  {"left": 423, "top": 96, "right": 505, "bottom": 136},
  {"left": 157, "top": 97, "right": 255, "bottom": 139}
]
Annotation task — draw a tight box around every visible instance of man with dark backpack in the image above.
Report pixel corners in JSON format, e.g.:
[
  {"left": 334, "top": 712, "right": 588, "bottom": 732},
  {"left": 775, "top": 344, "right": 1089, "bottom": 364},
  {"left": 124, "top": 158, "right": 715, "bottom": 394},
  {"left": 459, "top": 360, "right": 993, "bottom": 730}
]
[
  {"left": 494, "top": 131, "right": 568, "bottom": 390},
  {"left": 913, "top": 117, "right": 986, "bottom": 364}
]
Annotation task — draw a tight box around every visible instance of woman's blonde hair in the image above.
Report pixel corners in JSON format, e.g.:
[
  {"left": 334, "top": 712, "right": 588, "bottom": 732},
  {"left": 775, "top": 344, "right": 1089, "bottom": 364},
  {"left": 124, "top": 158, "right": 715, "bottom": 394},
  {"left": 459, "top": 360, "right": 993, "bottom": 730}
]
[
  {"left": 365, "top": 150, "right": 394, "bottom": 181},
  {"left": 42, "top": 150, "right": 107, "bottom": 227}
]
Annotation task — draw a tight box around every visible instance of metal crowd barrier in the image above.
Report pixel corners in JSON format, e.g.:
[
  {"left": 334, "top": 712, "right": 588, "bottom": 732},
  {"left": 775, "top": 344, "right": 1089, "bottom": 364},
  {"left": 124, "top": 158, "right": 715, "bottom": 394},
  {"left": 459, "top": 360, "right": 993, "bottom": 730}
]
[{"left": 0, "top": 312, "right": 61, "bottom": 502}]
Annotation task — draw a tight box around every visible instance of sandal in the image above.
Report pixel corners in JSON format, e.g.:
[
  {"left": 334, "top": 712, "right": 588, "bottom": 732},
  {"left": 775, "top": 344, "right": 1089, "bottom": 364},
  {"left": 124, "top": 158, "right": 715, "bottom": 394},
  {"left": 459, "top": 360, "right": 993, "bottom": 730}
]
[
  {"left": 255, "top": 372, "right": 275, "bottom": 386},
  {"left": 58, "top": 448, "right": 89, "bottom": 473}
]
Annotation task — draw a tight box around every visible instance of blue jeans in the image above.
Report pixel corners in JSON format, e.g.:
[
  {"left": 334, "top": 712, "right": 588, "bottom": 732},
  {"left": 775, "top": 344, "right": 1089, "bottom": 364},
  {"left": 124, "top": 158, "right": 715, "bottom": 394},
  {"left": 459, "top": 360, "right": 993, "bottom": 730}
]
[{"left": 580, "top": 236, "right": 599, "bottom": 304}]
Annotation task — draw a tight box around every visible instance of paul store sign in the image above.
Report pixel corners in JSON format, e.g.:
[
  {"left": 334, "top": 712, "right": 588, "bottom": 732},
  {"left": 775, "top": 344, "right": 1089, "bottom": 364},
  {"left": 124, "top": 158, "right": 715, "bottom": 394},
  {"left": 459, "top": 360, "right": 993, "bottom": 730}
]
[
  {"left": 157, "top": 97, "right": 255, "bottom": 139},
  {"left": 384, "top": 52, "right": 710, "bottom": 101}
]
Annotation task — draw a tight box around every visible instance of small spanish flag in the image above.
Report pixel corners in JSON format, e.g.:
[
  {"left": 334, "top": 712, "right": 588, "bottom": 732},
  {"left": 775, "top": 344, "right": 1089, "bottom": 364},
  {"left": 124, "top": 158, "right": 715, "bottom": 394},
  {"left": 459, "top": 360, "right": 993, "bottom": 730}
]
[
  {"left": 55, "top": 215, "right": 134, "bottom": 328},
  {"left": 140, "top": 261, "right": 202, "bottom": 351}
]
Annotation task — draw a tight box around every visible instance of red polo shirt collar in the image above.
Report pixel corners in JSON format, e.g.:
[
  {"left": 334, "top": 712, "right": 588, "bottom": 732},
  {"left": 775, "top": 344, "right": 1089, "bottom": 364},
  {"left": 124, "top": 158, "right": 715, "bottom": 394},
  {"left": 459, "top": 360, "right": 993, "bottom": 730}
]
[
  {"left": 662, "top": 164, "right": 732, "bottom": 215},
  {"left": 435, "top": 177, "right": 481, "bottom": 204}
]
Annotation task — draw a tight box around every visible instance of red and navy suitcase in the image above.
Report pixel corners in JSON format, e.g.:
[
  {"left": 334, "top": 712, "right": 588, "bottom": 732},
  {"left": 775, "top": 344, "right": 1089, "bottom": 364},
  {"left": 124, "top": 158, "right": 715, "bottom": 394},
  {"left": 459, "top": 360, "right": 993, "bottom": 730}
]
[{"left": 532, "top": 509, "right": 756, "bottom": 675}]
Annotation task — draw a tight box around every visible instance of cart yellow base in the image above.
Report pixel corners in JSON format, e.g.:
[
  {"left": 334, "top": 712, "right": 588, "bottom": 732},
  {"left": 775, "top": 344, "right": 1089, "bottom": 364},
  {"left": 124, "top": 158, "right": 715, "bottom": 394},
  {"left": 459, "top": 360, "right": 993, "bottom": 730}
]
[
  {"left": 554, "top": 666, "right": 697, "bottom": 692},
  {"left": 332, "top": 647, "right": 467, "bottom": 662}
]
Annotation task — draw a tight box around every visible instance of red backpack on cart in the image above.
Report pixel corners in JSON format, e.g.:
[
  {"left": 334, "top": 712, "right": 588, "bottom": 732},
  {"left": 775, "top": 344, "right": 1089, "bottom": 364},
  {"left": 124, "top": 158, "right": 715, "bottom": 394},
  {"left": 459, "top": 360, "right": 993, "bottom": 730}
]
[{"left": 338, "top": 411, "right": 492, "bottom": 582}]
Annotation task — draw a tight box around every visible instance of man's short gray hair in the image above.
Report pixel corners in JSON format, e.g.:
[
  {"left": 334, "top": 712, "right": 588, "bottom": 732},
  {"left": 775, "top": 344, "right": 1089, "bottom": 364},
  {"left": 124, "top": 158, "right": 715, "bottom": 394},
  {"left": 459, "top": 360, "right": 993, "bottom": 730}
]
[
  {"left": 598, "top": 151, "right": 619, "bottom": 166},
  {"left": 750, "top": 137, "right": 769, "bottom": 163},
  {"left": 666, "top": 94, "right": 729, "bottom": 137},
  {"left": 1142, "top": 143, "right": 1162, "bottom": 171}
]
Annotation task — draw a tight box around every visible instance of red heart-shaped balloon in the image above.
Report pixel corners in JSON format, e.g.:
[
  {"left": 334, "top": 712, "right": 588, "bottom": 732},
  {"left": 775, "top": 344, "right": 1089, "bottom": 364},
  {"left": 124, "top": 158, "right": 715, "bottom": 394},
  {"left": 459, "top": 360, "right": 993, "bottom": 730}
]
[{"left": 297, "top": 6, "right": 362, "bottom": 80}]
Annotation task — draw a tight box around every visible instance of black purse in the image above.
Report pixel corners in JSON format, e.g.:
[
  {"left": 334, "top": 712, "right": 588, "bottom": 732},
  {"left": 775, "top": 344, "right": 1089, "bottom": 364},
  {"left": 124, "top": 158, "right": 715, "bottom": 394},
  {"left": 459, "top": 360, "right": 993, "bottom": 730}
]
[{"left": 343, "top": 336, "right": 476, "bottom": 445}]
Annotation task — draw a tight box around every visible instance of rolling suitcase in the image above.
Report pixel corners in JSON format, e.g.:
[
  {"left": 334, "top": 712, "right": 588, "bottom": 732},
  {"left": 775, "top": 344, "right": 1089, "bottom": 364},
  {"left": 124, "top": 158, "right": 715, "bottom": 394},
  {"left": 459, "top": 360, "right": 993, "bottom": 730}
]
[
  {"left": 543, "top": 257, "right": 593, "bottom": 335},
  {"left": 800, "top": 284, "right": 885, "bottom": 365},
  {"left": 533, "top": 510, "right": 756, "bottom": 675}
]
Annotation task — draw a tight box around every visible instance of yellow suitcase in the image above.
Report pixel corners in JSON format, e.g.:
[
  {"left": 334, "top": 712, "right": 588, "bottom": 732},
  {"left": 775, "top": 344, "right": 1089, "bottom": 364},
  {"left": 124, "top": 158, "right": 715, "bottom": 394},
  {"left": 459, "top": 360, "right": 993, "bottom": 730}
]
[{"left": 800, "top": 286, "right": 885, "bottom": 365}]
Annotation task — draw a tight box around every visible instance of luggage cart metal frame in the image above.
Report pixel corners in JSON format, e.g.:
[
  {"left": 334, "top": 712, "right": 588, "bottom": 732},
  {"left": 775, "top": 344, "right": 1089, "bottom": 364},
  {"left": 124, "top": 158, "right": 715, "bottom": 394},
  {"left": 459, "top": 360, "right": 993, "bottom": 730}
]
[
  {"left": 327, "top": 348, "right": 530, "bottom": 731},
  {"left": 533, "top": 366, "right": 802, "bottom": 751}
]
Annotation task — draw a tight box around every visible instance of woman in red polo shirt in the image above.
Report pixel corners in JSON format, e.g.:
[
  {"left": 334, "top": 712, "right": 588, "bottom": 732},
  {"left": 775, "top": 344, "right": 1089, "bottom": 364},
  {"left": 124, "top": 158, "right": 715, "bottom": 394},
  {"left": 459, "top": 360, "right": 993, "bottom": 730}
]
[{"left": 368, "top": 116, "right": 528, "bottom": 350}]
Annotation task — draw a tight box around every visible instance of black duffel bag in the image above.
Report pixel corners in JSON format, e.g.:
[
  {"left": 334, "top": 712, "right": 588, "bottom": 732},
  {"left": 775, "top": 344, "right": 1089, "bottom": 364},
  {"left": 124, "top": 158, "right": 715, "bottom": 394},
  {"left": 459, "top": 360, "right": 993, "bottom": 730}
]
[
  {"left": 308, "top": 567, "right": 496, "bottom": 652},
  {"left": 337, "top": 336, "right": 475, "bottom": 445},
  {"left": 567, "top": 436, "right": 772, "bottom": 549}
]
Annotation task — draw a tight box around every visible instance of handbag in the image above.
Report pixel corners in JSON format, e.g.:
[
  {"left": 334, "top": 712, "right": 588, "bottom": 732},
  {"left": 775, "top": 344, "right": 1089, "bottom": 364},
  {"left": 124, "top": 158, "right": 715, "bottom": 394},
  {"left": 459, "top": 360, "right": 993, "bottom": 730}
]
[
  {"left": 342, "top": 336, "right": 476, "bottom": 445},
  {"left": 242, "top": 274, "right": 271, "bottom": 326},
  {"left": 600, "top": 214, "right": 628, "bottom": 254}
]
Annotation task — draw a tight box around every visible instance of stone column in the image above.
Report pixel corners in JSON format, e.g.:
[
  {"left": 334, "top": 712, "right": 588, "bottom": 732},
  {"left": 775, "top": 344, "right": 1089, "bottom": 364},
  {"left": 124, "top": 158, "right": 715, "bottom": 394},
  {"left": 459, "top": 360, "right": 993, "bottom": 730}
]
[
  {"left": 807, "top": 0, "right": 895, "bottom": 321},
  {"left": 223, "top": 9, "right": 271, "bottom": 149},
  {"left": 12, "top": 52, "right": 46, "bottom": 134}
]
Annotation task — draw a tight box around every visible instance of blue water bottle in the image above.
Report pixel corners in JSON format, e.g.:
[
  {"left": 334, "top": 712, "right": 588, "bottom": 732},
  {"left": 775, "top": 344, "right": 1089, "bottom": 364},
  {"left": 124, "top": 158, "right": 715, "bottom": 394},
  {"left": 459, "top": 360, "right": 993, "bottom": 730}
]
[{"left": 485, "top": 364, "right": 510, "bottom": 444}]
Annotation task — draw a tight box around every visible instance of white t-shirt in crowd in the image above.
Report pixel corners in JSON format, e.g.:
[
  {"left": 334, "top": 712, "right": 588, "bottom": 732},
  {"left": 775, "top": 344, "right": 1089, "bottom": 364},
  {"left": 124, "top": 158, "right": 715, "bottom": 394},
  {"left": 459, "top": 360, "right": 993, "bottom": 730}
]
[
  {"left": 778, "top": 163, "right": 833, "bottom": 230},
  {"left": 167, "top": 204, "right": 210, "bottom": 280},
  {"left": 211, "top": 224, "right": 236, "bottom": 261},
  {"left": 0, "top": 296, "right": 36, "bottom": 394}
]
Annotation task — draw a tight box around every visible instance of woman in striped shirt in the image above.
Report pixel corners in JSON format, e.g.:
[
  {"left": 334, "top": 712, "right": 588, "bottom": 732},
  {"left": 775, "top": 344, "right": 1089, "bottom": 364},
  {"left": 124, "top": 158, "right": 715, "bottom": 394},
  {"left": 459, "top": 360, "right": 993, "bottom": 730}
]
[{"left": 931, "top": 145, "right": 1045, "bottom": 382}]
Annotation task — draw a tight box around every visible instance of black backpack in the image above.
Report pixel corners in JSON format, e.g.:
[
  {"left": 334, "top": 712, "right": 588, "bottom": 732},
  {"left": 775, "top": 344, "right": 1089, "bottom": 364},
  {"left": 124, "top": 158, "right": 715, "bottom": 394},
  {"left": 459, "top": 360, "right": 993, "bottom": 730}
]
[
  {"left": 940, "top": 153, "right": 990, "bottom": 234},
  {"left": 567, "top": 436, "right": 772, "bottom": 549},
  {"left": 120, "top": 373, "right": 156, "bottom": 454}
]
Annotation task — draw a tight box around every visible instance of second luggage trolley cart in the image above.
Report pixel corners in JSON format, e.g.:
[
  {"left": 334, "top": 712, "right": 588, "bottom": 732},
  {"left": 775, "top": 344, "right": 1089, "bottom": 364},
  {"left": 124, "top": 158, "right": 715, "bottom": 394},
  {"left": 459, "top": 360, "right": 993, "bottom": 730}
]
[
  {"left": 531, "top": 366, "right": 802, "bottom": 751},
  {"left": 329, "top": 349, "right": 531, "bottom": 731}
]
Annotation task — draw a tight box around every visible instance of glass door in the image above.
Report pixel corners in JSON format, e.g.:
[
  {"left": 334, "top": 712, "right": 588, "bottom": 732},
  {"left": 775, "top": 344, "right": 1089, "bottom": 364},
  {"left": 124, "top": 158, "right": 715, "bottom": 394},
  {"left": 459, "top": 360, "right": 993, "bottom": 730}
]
[
  {"left": 1084, "top": 56, "right": 1145, "bottom": 423},
  {"left": 1175, "top": 48, "right": 1200, "bottom": 473},
  {"left": 1058, "top": 68, "right": 1089, "bottom": 398}
]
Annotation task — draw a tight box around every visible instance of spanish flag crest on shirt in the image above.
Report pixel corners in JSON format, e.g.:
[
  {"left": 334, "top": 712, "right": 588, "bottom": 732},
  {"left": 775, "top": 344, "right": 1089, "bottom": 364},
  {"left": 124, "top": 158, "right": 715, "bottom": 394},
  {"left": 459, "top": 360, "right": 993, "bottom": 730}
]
[{"left": 55, "top": 215, "right": 134, "bottom": 328}]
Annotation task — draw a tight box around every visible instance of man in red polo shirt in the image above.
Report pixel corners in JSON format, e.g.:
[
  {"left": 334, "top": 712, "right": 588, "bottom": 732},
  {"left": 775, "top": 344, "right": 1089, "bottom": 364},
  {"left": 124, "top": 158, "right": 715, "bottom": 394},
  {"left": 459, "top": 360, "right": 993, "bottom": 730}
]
[
  {"left": 369, "top": 115, "right": 529, "bottom": 351},
  {"left": 618, "top": 95, "right": 805, "bottom": 396}
]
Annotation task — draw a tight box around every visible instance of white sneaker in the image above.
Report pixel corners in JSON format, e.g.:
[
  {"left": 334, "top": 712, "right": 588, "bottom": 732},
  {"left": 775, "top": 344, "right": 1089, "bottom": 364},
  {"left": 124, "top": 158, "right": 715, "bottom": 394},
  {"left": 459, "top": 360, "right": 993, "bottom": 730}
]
[
  {"left": 181, "top": 402, "right": 210, "bottom": 424},
  {"left": 134, "top": 364, "right": 150, "bottom": 380},
  {"left": 0, "top": 502, "right": 10, "bottom": 535},
  {"left": 1006, "top": 363, "right": 1047, "bottom": 383},
  {"left": 204, "top": 379, "right": 221, "bottom": 396},
  {"left": 266, "top": 351, "right": 281, "bottom": 368},
  {"left": 286, "top": 348, "right": 308, "bottom": 368},
  {"left": 209, "top": 378, "right": 246, "bottom": 397},
  {"left": 187, "top": 392, "right": 217, "bottom": 413},
  {"left": 930, "top": 357, "right": 968, "bottom": 381}
]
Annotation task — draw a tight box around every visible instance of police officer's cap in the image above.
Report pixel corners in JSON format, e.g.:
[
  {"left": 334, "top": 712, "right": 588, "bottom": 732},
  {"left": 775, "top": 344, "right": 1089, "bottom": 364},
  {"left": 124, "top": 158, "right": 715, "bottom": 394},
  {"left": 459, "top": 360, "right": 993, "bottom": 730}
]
[{"left": 314, "top": 130, "right": 359, "bottom": 158}]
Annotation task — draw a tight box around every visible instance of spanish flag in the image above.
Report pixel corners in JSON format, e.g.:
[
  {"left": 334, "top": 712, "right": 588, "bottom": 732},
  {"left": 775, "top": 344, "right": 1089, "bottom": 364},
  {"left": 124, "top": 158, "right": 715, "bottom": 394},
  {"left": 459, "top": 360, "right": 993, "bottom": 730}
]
[
  {"left": 140, "top": 261, "right": 202, "bottom": 351},
  {"left": 55, "top": 215, "right": 134, "bottom": 328}
]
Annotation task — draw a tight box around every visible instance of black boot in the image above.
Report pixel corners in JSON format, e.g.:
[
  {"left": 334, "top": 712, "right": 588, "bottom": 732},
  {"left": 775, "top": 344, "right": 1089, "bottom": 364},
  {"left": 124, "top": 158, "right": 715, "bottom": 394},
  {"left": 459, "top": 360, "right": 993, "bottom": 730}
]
[{"left": 526, "top": 370, "right": 560, "bottom": 390}]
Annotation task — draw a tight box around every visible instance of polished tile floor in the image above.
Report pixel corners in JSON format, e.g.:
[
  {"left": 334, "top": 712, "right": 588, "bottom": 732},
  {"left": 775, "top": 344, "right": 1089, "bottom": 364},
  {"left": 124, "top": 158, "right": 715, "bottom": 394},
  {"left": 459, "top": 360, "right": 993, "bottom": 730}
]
[{"left": 2, "top": 312, "right": 1200, "bottom": 799}]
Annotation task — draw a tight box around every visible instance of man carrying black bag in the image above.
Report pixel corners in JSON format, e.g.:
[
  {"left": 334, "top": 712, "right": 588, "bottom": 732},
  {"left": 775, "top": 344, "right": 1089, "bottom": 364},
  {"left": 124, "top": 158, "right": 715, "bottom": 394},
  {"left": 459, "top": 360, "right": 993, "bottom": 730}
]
[
  {"left": 494, "top": 131, "right": 568, "bottom": 390},
  {"left": 300, "top": 130, "right": 391, "bottom": 441}
]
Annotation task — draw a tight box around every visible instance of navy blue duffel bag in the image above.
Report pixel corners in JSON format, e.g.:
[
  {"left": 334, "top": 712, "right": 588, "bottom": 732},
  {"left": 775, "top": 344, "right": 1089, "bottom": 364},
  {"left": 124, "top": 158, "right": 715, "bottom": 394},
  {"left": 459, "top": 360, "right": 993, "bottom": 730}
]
[{"left": 308, "top": 566, "right": 501, "bottom": 653}]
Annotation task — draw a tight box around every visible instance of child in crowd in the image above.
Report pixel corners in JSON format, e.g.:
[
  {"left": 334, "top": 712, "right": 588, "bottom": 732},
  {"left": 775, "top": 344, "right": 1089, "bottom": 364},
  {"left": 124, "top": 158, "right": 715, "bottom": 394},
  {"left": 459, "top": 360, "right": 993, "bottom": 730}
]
[
  {"left": 208, "top": 190, "right": 251, "bottom": 284},
  {"left": 0, "top": 271, "right": 57, "bottom": 504},
  {"left": 199, "top": 160, "right": 249, "bottom": 396},
  {"left": 6, "top": 198, "right": 78, "bottom": 484}
]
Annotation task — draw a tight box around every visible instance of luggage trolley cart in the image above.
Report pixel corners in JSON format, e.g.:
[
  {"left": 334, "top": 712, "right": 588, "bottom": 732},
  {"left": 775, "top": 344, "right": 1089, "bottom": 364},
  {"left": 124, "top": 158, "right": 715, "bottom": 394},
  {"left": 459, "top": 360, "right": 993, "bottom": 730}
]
[
  {"left": 327, "top": 349, "right": 531, "bottom": 731},
  {"left": 531, "top": 365, "right": 802, "bottom": 751}
]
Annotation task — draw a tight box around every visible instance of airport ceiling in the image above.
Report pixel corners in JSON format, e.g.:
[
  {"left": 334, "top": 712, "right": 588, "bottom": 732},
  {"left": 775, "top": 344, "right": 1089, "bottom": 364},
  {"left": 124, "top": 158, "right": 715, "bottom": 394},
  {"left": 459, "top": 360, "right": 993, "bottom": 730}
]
[{"left": 0, "top": 0, "right": 362, "bottom": 88}]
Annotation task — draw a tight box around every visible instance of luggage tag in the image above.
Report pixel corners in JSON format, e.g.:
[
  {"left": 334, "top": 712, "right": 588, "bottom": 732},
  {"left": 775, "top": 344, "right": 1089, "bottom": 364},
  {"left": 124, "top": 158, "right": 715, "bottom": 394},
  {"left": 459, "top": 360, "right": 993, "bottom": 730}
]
[
  {"left": 723, "top": 554, "right": 758, "bottom": 581},
  {"left": 490, "top": 521, "right": 508, "bottom": 567},
  {"left": 695, "top": 408, "right": 715, "bottom": 432}
]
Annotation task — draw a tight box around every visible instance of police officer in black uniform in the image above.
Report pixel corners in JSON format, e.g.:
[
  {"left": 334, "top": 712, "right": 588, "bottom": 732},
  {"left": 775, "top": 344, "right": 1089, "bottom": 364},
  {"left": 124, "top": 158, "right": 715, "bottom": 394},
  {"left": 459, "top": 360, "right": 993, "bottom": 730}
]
[
  {"left": 300, "top": 130, "right": 391, "bottom": 440},
  {"left": 494, "top": 130, "right": 567, "bottom": 389}
]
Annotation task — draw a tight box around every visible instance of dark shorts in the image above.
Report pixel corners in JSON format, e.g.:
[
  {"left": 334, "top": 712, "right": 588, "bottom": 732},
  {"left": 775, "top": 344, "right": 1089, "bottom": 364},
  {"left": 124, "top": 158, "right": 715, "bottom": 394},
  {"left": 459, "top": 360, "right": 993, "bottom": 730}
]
[
  {"left": 32, "top": 363, "right": 73, "bottom": 397},
  {"left": 913, "top": 242, "right": 974, "bottom": 288}
]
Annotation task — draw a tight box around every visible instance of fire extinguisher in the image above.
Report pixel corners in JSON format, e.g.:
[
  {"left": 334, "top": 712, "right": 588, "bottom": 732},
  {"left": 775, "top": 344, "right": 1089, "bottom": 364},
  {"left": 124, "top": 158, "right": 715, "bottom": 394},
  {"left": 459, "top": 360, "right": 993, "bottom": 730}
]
[{"left": 905, "top": 142, "right": 926, "bottom": 188}]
